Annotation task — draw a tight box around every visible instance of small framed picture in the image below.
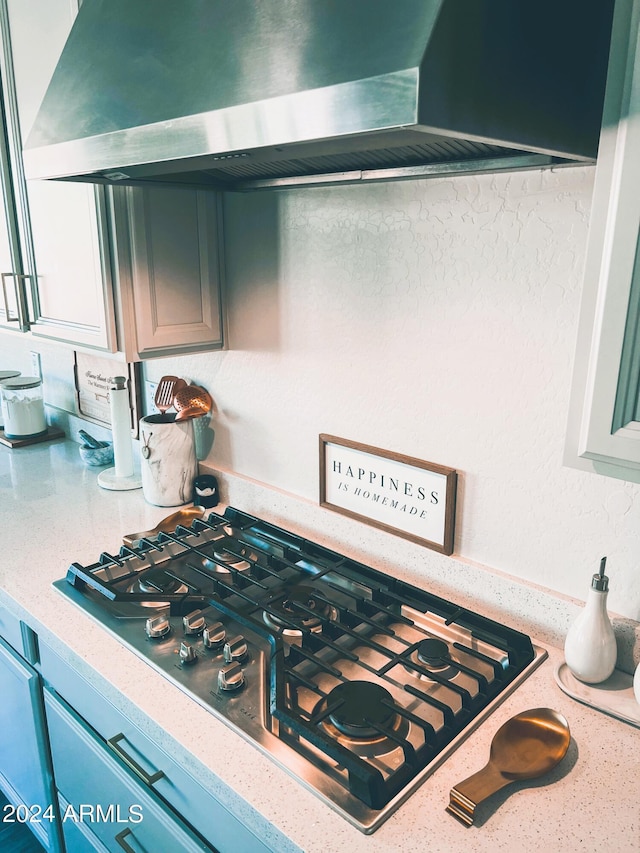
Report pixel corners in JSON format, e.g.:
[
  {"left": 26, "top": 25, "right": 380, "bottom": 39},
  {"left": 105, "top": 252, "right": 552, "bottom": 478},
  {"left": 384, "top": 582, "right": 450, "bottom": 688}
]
[
  {"left": 319, "top": 434, "right": 457, "bottom": 555},
  {"left": 74, "top": 352, "right": 143, "bottom": 437}
]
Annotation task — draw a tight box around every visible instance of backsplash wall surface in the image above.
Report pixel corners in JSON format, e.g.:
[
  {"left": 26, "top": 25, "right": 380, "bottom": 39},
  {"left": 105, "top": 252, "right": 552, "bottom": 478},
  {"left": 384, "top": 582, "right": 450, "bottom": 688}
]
[
  {"left": 2, "top": 166, "right": 639, "bottom": 621},
  {"left": 165, "top": 166, "right": 640, "bottom": 620}
]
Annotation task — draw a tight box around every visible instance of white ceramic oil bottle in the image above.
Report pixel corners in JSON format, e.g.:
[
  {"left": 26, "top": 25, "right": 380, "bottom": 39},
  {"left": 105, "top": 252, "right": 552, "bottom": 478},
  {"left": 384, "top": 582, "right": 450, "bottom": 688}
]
[{"left": 564, "top": 557, "right": 617, "bottom": 684}]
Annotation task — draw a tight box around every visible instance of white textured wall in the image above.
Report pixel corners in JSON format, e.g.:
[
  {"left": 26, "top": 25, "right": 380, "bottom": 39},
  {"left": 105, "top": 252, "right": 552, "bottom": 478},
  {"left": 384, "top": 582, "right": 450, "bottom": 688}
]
[
  {"left": 163, "top": 166, "right": 640, "bottom": 620},
  {"left": 3, "top": 165, "right": 640, "bottom": 620}
]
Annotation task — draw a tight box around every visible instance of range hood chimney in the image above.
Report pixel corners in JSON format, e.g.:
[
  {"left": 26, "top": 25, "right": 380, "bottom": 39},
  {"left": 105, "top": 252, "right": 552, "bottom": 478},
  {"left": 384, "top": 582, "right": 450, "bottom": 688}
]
[{"left": 24, "top": 0, "right": 614, "bottom": 191}]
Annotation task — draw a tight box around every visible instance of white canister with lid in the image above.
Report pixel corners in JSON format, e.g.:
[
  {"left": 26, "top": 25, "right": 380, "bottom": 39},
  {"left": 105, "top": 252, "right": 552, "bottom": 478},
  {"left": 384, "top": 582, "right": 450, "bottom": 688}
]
[
  {"left": 0, "top": 375, "right": 46, "bottom": 439},
  {"left": 0, "top": 370, "right": 20, "bottom": 428}
]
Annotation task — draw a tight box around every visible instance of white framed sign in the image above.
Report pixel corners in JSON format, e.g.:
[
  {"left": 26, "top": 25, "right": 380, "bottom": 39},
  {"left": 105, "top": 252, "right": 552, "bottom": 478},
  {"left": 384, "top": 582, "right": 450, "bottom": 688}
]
[
  {"left": 73, "top": 352, "right": 143, "bottom": 438},
  {"left": 319, "top": 435, "right": 457, "bottom": 555}
]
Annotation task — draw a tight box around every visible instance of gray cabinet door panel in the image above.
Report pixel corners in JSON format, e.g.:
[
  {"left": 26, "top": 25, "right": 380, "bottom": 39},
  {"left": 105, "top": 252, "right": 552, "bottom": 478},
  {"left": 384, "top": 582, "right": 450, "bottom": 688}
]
[
  {"left": 113, "top": 185, "right": 225, "bottom": 359},
  {"left": 2, "top": 0, "right": 117, "bottom": 350}
]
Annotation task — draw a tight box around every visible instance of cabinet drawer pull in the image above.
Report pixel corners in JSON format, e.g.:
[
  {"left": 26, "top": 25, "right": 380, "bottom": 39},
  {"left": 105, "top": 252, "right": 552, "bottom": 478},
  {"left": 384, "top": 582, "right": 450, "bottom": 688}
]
[
  {"left": 114, "top": 827, "right": 146, "bottom": 852},
  {"left": 107, "top": 733, "right": 165, "bottom": 786}
]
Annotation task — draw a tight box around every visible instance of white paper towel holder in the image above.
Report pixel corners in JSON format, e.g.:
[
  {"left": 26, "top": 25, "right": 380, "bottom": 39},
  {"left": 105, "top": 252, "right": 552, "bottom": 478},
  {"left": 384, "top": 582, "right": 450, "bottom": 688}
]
[
  {"left": 97, "top": 466, "right": 142, "bottom": 491},
  {"left": 97, "top": 375, "right": 142, "bottom": 491}
]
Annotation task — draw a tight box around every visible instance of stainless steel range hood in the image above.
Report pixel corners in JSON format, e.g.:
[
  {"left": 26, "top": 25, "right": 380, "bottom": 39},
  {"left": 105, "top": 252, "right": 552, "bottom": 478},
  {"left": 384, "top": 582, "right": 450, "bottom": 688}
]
[{"left": 23, "top": 0, "right": 614, "bottom": 191}]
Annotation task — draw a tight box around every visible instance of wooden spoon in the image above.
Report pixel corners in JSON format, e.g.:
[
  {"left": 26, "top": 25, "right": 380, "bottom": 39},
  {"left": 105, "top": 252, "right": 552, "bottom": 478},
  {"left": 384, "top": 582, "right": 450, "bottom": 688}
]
[{"left": 446, "top": 708, "right": 570, "bottom": 826}]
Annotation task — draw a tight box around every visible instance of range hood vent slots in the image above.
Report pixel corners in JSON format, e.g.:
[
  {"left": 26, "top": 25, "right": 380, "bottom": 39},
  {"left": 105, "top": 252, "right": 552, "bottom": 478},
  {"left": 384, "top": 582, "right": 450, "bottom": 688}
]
[{"left": 24, "top": 0, "right": 615, "bottom": 191}]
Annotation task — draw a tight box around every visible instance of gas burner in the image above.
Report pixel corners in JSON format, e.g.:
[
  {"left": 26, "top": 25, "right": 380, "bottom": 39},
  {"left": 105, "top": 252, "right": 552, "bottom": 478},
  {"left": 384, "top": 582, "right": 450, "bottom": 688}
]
[
  {"left": 405, "top": 636, "right": 458, "bottom": 681},
  {"left": 263, "top": 585, "right": 337, "bottom": 637},
  {"left": 128, "top": 569, "right": 189, "bottom": 607},
  {"left": 202, "top": 538, "right": 257, "bottom": 573},
  {"left": 313, "top": 681, "right": 408, "bottom": 757},
  {"left": 328, "top": 682, "right": 395, "bottom": 737},
  {"left": 416, "top": 638, "right": 451, "bottom": 669}
]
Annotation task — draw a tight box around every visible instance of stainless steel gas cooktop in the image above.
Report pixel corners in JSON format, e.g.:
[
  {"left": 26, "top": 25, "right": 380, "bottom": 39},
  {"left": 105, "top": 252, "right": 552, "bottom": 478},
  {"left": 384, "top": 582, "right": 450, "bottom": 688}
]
[{"left": 54, "top": 507, "right": 546, "bottom": 833}]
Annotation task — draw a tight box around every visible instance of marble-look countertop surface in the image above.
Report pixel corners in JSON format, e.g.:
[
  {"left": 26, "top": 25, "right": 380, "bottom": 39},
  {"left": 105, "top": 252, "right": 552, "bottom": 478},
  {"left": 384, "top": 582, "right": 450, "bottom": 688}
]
[{"left": 1, "top": 438, "right": 639, "bottom": 852}]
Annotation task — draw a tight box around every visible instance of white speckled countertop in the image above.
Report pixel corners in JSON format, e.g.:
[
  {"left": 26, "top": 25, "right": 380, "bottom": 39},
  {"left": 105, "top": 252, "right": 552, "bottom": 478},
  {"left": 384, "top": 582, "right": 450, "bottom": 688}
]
[{"left": 1, "top": 438, "right": 639, "bottom": 853}]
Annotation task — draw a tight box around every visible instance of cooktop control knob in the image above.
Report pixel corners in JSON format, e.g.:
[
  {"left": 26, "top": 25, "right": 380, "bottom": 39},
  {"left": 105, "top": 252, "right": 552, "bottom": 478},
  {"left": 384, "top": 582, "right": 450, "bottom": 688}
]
[
  {"left": 183, "top": 609, "right": 206, "bottom": 635},
  {"left": 179, "top": 642, "right": 198, "bottom": 665},
  {"left": 223, "top": 635, "right": 248, "bottom": 663},
  {"left": 218, "top": 662, "right": 245, "bottom": 691},
  {"left": 145, "top": 614, "right": 171, "bottom": 639},
  {"left": 203, "top": 622, "right": 226, "bottom": 649}
]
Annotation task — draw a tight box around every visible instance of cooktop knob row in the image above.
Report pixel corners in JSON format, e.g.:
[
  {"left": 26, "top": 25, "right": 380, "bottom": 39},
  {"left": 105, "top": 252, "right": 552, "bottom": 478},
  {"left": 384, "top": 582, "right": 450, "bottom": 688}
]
[
  {"left": 223, "top": 635, "right": 248, "bottom": 663},
  {"left": 183, "top": 609, "right": 207, "bottom": 635},
  {"left": 218, "top": 661, "right": 245, "bottom": 691},
  {"left": 179, "top": 641, "right": 198, "bottom": 665},
  {"left": 203, "top": 621, "right": 226, "bottom": 648},
  {"left": 145, "top": 614, "right": 171, "bottom": 639}
]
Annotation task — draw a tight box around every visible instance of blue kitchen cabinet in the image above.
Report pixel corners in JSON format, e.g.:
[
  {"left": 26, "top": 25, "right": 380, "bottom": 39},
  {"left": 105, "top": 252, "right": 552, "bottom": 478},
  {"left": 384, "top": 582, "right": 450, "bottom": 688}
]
[
  {"left": 44, "top": 689, "right": 215, "bottom": 853},
  {"left": 39, "top": 641, "right": 276, "bottom": 853},
  {"left": 0, "top": 633, "right": 63, "bottom": 852}
]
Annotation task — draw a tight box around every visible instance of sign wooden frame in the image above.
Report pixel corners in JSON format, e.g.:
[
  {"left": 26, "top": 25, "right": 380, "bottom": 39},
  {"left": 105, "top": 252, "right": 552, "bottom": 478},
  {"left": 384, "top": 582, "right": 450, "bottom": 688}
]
[
  {"left": 73, "top": 352, "right": 143, "bottom": 438},
  {"left": 319, "top": 434, "right": 457, "bottom": 555}
]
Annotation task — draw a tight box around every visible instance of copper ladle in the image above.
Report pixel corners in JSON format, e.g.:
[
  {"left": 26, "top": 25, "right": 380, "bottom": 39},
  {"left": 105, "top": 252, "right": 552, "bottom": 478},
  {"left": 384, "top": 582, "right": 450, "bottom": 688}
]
[
  {"left": 173, "top": 385, "right": 213, "bottom": 421},
  {"left": 447, "top": 708, "right": 570, "bottom": 826}
]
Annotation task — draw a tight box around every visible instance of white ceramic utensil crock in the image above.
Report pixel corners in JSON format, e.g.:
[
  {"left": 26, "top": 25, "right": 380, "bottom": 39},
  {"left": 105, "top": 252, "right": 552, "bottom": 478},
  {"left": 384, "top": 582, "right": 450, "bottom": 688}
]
[{"left": 139, "top": 414, "right": 197, "bottom": 507}]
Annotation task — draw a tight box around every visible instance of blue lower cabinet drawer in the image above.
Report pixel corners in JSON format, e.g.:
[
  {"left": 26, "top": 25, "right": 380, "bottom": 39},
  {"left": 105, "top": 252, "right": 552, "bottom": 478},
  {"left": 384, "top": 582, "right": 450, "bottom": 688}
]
[
  {"left": 44, "top": 689, "right": 214, "bottom": 853},
  {"left": 57, "top": 796, "right": 109, "bottom": 853},
  {"left": 39, "top": 642, "right": 273, "bottom": 853}
]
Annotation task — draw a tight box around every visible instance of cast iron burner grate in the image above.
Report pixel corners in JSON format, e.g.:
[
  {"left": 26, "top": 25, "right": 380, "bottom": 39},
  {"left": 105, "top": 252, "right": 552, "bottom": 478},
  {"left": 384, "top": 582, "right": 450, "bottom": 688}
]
[{"left": 61, "top": 506, "right": 543, "bottom": 827}]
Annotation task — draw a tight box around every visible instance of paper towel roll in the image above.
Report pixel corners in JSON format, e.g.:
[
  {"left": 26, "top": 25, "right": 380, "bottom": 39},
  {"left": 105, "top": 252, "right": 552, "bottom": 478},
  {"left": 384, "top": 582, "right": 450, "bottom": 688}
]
[
  {"left": 97, "top": 375, "right": 141, "bottom": 491},
  {"left": 110, "top": 376, "right": 134, "bottom": 478}
]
